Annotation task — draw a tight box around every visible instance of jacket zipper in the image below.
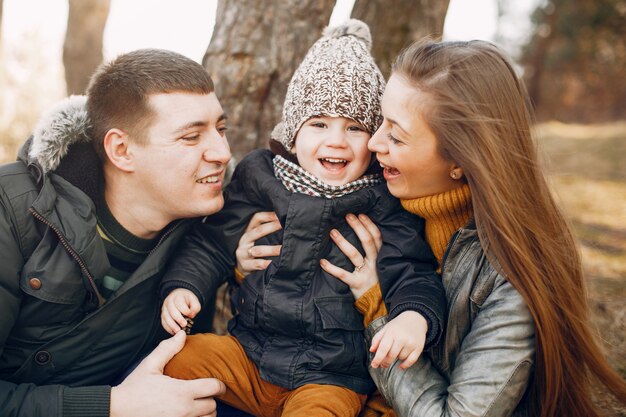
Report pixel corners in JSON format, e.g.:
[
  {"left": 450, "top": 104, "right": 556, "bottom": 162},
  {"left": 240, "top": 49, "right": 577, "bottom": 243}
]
[
  {"left": 29, "top": 207, "right": 106, "bottom": 307},
  {"left": 148, "top": 220, "right": 182, "bottom": 256}
]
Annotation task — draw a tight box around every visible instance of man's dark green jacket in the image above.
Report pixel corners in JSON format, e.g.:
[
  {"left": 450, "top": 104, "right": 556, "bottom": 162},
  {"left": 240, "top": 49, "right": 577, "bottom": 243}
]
[{"left": 0, "top": 96, "right": 192, "bottom": 417}]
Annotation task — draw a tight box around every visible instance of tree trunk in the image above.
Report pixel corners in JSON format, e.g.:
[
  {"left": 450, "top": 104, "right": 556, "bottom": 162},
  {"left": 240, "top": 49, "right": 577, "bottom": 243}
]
[
  {"left": 63, "top": 0, "right": 110, "bottom": 95},
  {"left": 524, "top": 3, "right": 559, "bottom": 112},
  {"left": 352, "top": 0, "right": 450, "bottom": 77},
  {"left": 204, "top": 0, "right": 336, "bottom": 160}
]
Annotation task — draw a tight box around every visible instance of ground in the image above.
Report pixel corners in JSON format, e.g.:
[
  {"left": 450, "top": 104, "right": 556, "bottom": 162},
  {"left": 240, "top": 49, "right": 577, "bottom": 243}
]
[{"left": 539, "top": 122, "right": 626, "bottom": 415}]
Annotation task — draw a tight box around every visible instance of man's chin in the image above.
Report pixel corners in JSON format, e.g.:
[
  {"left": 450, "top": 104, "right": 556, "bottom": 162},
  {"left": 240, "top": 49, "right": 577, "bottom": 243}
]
[{"left": 199, "top": 197, "right": 225, "bottom": 217}]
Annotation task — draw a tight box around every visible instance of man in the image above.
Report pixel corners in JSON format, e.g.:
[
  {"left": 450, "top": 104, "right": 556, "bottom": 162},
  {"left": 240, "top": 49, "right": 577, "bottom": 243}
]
[{"left": 0, "top": 49, "right": 230, "bottom": 417}]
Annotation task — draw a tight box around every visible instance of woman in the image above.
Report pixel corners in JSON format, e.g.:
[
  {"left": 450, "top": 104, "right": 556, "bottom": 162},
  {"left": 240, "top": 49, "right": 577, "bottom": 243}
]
[{"left": 237, "top": 40, "right": 626, "bottom": 417}]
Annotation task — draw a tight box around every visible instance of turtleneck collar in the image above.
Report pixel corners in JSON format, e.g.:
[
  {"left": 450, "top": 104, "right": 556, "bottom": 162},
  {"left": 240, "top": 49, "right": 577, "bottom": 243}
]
[{"left": 400, "top": 184, "right": 473, "bottom": 267}]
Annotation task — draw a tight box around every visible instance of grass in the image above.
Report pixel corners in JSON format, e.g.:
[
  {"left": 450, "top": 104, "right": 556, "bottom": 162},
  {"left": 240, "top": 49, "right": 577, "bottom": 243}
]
[{"left": 539, "top": 122, "right": 626, "bottom": 415}]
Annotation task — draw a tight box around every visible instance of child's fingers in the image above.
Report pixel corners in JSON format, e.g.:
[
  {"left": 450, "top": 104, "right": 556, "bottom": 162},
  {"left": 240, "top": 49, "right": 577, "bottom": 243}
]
[
  {"left": 371, "top": 335, "right": 393, "bottom": 369},
  {"left": 170, "top": 302, "right": 190, "bottom": 329},
  {"left": 174, "top": 296, "right": 192, "bottom": 316},
  {"left": 160, "top": 316, "right": 173, "bottom": 335},
  {"left": 370, "top": 328, "right": 385, "bottom": 352},
  {"left": 162, "top": 313, "right": 181, "bottom": 335},
  {"left": 399, "top": 349, "right": 421, "bottom": 370},
  {"left": 188, "top": 294, "right": 202, "bottom": 316},
  {"left": 383, "top": 341, "right": 403, "bottom": 369}
]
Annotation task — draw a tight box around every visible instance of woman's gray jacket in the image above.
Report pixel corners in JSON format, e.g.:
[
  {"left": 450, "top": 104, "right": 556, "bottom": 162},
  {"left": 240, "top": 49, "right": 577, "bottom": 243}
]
[{"left": 367, "top": 221, "right": 535, "bottom": 417}]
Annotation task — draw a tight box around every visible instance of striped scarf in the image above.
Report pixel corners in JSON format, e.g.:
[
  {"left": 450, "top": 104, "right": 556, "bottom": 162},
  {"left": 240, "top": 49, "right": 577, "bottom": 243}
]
[{"left": 273, "top": 155, "right": 382, "bottom": 198}]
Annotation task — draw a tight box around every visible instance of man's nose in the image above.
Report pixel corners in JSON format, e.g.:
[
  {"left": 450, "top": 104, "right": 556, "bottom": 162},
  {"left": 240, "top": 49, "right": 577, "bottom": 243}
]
[{"left": 204, "top": 136, "right": 231, "bottom": 165}]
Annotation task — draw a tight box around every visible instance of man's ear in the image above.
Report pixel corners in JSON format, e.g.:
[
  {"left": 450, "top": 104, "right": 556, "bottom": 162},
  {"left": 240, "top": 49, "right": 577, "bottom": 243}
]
[{"left": 103, "top": 128, "right": 135, "bottom": 172}]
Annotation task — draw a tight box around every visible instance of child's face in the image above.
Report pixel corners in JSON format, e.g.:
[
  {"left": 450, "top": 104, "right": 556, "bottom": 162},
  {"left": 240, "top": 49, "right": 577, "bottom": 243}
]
[{"left": 292, "top": 116, "right": 371, "bottom": 186}]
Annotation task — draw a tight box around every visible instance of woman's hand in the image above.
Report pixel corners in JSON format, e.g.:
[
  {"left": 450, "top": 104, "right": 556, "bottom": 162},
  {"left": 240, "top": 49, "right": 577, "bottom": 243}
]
[
  {"left": 320, "top": 213, "right": 383, "bottom": 300},
  {"left": 235, "top": 211, "right": 282, "bottom": 279}
]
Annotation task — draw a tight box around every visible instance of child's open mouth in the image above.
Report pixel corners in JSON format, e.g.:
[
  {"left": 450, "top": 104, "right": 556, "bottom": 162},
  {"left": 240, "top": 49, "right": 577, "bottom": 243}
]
[{"left": 319, "top": 158, "right": 348, "bottom": 171}]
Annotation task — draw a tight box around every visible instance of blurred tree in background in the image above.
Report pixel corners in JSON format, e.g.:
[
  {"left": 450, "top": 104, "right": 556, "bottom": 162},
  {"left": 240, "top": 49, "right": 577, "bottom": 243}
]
[
  {"left": 63, "top": 0, "right": 110, "bottom": 95},
  {"left": 208, "top": 0, "right": 450, "bottom": 160},
  {"left": 522, "top": 0, "right": 626, "bottom": 122},
  {"left": 352, "top": 0, "right": 449, "bottom": 78},
  {"left": 203, "top": 0, "right": 335, "bottom": 161}
]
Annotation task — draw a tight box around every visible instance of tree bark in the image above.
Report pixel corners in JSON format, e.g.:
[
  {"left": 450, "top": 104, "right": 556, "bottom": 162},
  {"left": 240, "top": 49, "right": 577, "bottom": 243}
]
[
  {"left": 63, "top": 0, "right": 110, "bottom": 95},
  {"left": 203, "top": 0, "right": 336, "bottom": 160},
  {"left": 352, "top": 0, "right": 450, "bottom": 77}
]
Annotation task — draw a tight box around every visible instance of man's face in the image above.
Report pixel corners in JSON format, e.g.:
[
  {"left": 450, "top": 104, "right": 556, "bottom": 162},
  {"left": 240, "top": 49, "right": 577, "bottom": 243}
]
[{"left": 129, "top": 92, "right": 231, "bottom": 222}]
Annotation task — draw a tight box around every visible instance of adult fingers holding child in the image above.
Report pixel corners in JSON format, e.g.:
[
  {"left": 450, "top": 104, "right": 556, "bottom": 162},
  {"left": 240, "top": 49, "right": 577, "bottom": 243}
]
[
  {"left": 235, "top": 211, "right": 282, "bottom": 280},
  {"left": 320, "top": 213, "right": 382, "bottom": 300}
]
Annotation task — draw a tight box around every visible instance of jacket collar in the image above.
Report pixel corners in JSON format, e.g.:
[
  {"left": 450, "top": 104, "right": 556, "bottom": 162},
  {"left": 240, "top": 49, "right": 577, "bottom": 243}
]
[{"left": 18, "top": 95, "right": 102, "bottom": 204}]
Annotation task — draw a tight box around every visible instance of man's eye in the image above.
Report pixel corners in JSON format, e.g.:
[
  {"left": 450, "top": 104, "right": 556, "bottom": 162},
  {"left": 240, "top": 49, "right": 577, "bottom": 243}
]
[{"left": 182, "top": 134, "right": 200, "bottom": 141}]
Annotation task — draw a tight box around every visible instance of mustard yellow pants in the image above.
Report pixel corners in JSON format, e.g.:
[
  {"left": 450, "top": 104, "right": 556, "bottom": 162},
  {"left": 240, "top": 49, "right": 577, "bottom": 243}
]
[{"left": 164, "top": 333, "right": 367, "bottom": 417}]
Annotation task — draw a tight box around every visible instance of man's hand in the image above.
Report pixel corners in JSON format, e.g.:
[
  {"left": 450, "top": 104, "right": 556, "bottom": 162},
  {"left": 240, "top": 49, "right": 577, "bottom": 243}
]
[
  {"left": 161, "top": 289, "right": 201, "bottom": 335},
  {"left": 235, "top": 211, "right": 282, "bottom": 278},
  {"left": 111, "top": 331, "right": 226, "bottom": 417},
  {"left": 370, "top": 311, "right": 428, "bottom": 370}
]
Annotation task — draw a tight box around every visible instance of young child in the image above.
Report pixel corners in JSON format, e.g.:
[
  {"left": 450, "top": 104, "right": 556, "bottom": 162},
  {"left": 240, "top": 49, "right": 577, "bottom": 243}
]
[{"left": 161, "top": 20, "right": 445, "bottom": 417}]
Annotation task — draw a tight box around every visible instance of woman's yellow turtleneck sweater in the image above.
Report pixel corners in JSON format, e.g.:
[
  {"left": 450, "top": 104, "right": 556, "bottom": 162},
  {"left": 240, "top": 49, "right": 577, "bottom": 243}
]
[{"left": 357, "top": 184, "right": 472, "bottom": 417}]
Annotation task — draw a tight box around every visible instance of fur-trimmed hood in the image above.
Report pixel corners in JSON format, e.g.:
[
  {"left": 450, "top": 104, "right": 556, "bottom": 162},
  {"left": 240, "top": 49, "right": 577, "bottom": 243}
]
[
  {"left": 27, "top": 95, "right": 91, "bottom": 173},
  {"left": 19, "top": 95, "right": 101, "bottom": 202}
]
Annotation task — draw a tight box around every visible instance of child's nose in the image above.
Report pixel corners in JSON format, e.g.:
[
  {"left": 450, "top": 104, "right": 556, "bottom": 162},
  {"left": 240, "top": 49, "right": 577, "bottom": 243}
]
[{"left": 325, "top": 127, "right": 348, "bottom": 147}]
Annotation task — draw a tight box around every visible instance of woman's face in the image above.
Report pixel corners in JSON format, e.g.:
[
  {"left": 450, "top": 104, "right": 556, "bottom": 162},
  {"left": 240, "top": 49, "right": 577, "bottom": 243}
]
[{"left": 368, "top": 74, "right": 461, "bottom": 199}]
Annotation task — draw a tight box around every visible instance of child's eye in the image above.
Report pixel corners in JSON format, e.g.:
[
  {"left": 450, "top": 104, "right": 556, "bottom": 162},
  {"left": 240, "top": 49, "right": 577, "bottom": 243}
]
[
  {"left": 309, "top": 121, "right": 327, "bottom": 128},
  {"left": 348, "top": 125, "right": 366, "bottom": 132}
]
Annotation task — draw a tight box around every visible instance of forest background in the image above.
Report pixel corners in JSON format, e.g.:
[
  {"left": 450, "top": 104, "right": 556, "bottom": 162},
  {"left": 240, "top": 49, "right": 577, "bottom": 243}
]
[{"left": 0, "top": 0, "right": 624, "bottom": 414}]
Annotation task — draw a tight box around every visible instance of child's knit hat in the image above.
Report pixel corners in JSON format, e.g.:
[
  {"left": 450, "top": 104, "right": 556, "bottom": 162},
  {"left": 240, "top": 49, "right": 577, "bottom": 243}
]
[{"left": 271, "top": 19, "right": 385, "bottom": 151}]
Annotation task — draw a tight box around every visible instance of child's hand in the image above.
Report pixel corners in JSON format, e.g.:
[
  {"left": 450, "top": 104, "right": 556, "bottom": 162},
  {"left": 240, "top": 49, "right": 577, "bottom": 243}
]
[
  {"left": 161, "top": 289, "right": 201, "bottom": 335},
  {"left": 370, "top": 310, "right": 428, "bottom": 370}
]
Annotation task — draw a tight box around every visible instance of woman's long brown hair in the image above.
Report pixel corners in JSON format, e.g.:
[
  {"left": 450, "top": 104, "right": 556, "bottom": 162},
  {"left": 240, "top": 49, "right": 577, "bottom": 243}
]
[{"left": 393, "top": 40, "right": 626, "bottom": 416}]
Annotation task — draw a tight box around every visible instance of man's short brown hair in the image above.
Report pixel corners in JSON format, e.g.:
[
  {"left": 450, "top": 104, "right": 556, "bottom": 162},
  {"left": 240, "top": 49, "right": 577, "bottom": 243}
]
[{"left": 86, "top": 48, "right": 214, "bottom": 160}]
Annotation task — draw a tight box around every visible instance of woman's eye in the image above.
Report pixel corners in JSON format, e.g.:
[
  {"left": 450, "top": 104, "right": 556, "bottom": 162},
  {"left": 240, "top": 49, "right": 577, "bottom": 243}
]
[{"left": 387, "top": 133, "right": 401, "bottom": 144}]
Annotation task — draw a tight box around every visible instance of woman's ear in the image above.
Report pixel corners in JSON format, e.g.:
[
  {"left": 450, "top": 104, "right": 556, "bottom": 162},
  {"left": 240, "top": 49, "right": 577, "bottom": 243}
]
[
  {"left": 103, "top": 128, "right": 135, "bottom": 172},
  {"left": 449, "top": 164, "right": 464, "bottom": 180}
]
